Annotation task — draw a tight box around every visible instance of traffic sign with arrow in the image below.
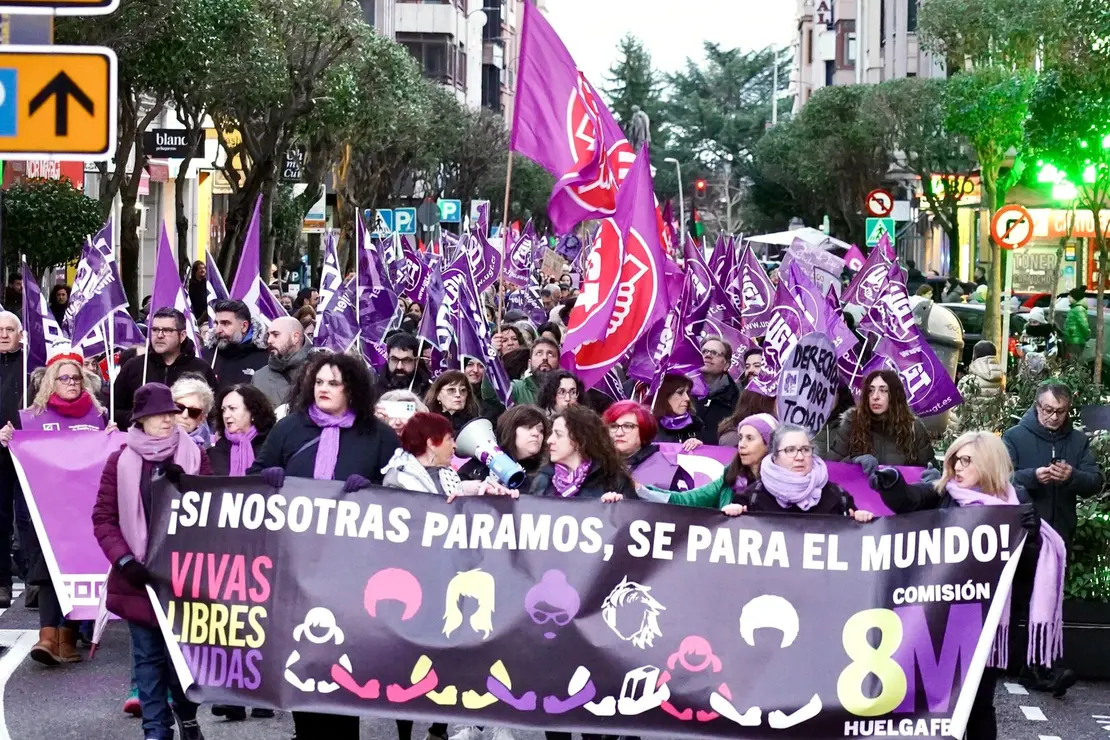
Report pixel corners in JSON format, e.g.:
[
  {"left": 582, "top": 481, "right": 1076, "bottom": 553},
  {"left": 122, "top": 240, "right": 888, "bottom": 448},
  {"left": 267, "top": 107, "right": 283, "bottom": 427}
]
[
  {"left": 0, "top": 45, "right": 116, "bottom": 160},
  {"left": 990, "top": 204, "right": 1034, "bottom": 250},
  {"left": 865, "top": 188, "right": 894, "bottom": 217}
]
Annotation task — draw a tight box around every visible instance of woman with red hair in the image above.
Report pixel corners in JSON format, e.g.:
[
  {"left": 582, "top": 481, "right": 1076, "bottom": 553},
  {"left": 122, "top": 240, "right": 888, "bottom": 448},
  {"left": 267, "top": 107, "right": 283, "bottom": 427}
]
[
  {"left": 602, "top": 401, "right": 678, "bottom": 488},
  {"left": 382, "top": 412, "right": 516, "bottom": 498}
]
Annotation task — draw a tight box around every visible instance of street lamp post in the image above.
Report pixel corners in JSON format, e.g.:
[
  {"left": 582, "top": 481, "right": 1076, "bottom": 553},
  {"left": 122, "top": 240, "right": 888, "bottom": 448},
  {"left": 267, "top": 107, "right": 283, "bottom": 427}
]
[{"left": 664, "top": 157, "right": 684, "bottom": 244}]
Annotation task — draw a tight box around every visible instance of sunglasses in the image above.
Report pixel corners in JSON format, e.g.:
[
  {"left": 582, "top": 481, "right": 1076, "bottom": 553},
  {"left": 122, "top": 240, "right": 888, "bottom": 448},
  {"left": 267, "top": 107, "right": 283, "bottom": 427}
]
[{"left": 176, "top": 403, "right": 204, "bottom": 420}]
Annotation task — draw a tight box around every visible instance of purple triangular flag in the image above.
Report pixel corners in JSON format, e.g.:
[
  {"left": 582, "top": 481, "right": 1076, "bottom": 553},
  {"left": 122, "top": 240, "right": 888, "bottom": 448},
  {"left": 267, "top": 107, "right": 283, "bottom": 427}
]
[
  {"left": 67, "top": 219, "right": 128, "bottom": 346},
  {"left": 148, "top": 224, "right": 200, "bottom": 348}
]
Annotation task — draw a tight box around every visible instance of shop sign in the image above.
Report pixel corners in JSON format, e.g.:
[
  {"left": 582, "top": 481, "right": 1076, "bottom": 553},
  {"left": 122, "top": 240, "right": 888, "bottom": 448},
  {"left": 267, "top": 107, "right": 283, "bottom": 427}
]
[
  {"left": 1028, "top": 208, "right": 1110, "bottom": 240},
  {"left": 926, "top": 175, "right": 980, "bottom": 205}
]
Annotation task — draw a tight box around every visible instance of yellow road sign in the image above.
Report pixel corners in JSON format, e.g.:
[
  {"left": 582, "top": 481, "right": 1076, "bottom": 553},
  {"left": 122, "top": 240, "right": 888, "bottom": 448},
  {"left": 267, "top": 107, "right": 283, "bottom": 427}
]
[
  {"left": 0, "top": 0, "right": 118, "bottom": 15},
  {"left": 0, "top": 45, "right": 117, "bottom": 161}
]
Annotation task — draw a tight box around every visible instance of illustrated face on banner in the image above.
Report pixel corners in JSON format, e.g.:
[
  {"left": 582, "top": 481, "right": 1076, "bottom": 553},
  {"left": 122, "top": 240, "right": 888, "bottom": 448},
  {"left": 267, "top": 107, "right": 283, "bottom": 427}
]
[
  {"left": 740, "top": 277, "right": 766, "bottom": 315},
  {"left": 443, "top": 568, "right": 496, "bottom": 640},
  {"left": 525, "top": 570, "right": 581, "bottom": 639},
  {"left": 856, "top": 264, "right": 889, "bottom": 306},
  {"left": 762, "top": 305, "right": 802, "bottom": 372},
  {"left": 601, "top": 578, "right": 666, "bottom": 649}
]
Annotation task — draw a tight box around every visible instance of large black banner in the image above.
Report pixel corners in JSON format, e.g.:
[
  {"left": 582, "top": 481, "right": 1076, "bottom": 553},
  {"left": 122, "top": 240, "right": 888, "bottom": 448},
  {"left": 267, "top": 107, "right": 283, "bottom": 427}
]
[{"left": 147, "top": 477, "right": 1025, "bottom": 739}]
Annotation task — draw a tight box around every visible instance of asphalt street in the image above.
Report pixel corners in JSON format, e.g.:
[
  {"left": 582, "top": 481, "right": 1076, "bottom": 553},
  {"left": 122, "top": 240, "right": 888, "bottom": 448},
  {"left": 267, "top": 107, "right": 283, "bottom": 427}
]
[{"left": 0, "top": 587, "right": 1101, "bottom": 740}]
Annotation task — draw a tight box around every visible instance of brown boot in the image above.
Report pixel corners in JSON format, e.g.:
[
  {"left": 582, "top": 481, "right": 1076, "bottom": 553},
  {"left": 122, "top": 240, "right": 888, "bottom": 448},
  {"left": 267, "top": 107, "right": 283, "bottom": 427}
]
[
  {"left": 29, "top": 627, "right": 60, "bottom": 666},
  {"left": 57, "top": 627, "right": 82, "bottom": 663}
]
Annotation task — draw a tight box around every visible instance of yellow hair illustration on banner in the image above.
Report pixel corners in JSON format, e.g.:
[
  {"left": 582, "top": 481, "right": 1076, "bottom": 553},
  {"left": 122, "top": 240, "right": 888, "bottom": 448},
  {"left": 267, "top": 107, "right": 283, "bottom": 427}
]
[{"left": 443, "top": 569, "right": 496, "bottom": 640}]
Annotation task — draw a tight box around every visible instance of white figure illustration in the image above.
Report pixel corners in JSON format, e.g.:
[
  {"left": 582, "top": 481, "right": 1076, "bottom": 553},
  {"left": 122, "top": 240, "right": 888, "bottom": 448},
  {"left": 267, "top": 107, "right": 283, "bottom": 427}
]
[
  {"left": 600, "top": 578, "right": 665, "bottom": 649},
  {"left": 284, "top": 607, "right": 344, "bottom": 694}
]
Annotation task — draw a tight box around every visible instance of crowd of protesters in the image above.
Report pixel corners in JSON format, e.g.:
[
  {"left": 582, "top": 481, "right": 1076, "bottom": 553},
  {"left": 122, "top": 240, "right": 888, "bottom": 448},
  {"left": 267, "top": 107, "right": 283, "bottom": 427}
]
[{"left": 0, "top": 255, "right": 1100, "bottom": 740}]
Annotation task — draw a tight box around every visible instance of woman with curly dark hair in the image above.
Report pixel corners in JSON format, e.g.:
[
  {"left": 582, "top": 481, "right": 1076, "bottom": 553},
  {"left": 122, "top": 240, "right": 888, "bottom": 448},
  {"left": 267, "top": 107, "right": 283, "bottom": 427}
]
[
  {"left": 827, "top": 369, "right": 935, "bottom": 470},
  {"left": 424, "top": 370, "right": 479, "bottom": 436},
  {"left": 651, "top": 373, "right": 704, "bottom": 449},
  {"left": 537, "top": 370, "right": 583, "bottom": 416},
  {"left": 531, "top": 405, "right": 636, "bottom": 501},
  {"left": 248, "top": 353, "right": 398, "bottom": 738},
  {"left": 458, "top": 404, "right": 550, "bottom": 485},
  {"left": 207, "top": 384, "right": 276, "bottom": 477}
]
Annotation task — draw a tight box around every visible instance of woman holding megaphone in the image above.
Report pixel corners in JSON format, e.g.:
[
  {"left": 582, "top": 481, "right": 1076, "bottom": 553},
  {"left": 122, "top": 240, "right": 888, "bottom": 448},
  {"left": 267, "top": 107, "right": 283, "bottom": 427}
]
[{"left": 457, "top": 405, "right": 550, "bottom": 489}]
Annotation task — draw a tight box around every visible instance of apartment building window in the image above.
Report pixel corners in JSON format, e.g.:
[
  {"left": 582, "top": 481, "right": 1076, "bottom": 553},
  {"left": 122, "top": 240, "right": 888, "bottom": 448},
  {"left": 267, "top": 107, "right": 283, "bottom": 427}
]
[
  {"left": 906, "top": 0, "right": 919, "bottom": 33},
  {"left": 457, "top": 45, "right": 467, "bottom": 92},
  {"left": 399, "top": 33, "right": 463, "bottom": 86},
  {"left": 483, "top": 0, "right": 502, "bottom": 41},
  {"left": 482, "top": 64, "right": 502, "bottom": 111},
  {"left": 806, "top": 29, "right": 813, "bottom": 63},
  {"left": 846, "top": 32, "right": 857, "bottom": 63}
]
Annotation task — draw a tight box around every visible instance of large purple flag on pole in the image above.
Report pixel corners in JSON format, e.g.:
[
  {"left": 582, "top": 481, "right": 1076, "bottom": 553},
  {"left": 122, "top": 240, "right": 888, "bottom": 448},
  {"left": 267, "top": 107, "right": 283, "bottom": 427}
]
[
  {"left": 230, "top": 196, "right": 262, "bottom": 302},
  {"left": 314, "top": 282, "right": 360, "bottom": 354},
  {"left": 395, "top": 236, "right": 432, "bottom": 304},
  {"left": 843, "top": 235, "right": 895, "bottom": 309},
  {"left": 22, "top": 261, "right": 67, "bottom": 369},
  {"left": 149, "top": 224, "right": 200, "bottom": 348},
  {"left": 416, "top": 266, "right": 447, "bottom": 351},
  {"left": 746, "top": 280, "right": 816, "bottom": 397},
  {"left": 734, "top": 245, "right": 775, "bottom": 336},
  {"left": 510, "top": 2, "right": 634, "bottom": 233},
  {"left": 462, "top": 224, "right": 503, "bottom": 294},
  {"left": 66, "top": 219, "right": 128, "bottom": 347},
  {"left": 844, "top": 244, "right": 867, "bottom": 272},
  {"left": 316, "top": 232, "right": 343, "bottom": 315},
  {"left": 503, "top": 220, "right": 535, "bottom": 287},
  {"left": 205, "top": 250, "right": 229, "bottom": 323},
  {"left": 785, "top": 262, "right": 857, "bottom": 358},
  {"left": 626, "top": 269, "right": 707, "bottom": 396}
]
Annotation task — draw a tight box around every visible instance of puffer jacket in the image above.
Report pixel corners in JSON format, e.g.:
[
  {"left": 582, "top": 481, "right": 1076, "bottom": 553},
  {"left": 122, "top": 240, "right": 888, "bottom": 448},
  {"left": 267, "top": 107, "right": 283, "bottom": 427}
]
[
  {"left": 381, "top": 449, "right": 461, "bottom": 495},
  {"left": 1002, "top": 407, "right": 1102, "bottom": 547},
  {"left": 206, "top": 318, "right": 270, "bottom": 392},
  {"left": 251, "top": 344, "right": 311, "bottom": 408},
  {"left": 826, "top": 408, "right": 935, "bottom": 467},
  {"left": 958, "top": 356, "right": 1003, "bottom": 399},
  {"left": 1064, "top": 300, "right": 1091, "bottom": 346}
]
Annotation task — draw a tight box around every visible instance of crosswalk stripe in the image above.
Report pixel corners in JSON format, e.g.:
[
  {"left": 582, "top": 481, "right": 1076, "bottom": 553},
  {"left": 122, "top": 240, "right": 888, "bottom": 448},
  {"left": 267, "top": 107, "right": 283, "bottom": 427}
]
[
  {"left": 1003, "top": 682, "right": 1029, "bottom": 695},
  {"left": 1039, "top": 736, "right": 1062, "bottom": 740},
  {"left": 1020, "top": 706, "right": 1047, "bottom": 721},
  {"left": 0, "top": 630, "right": 37, "bottom": 740}
]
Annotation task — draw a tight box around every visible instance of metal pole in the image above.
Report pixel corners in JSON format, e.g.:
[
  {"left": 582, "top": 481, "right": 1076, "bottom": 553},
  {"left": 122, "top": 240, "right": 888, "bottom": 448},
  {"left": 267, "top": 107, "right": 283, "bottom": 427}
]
[
  {"left": 856, "top": 0, "right": 865, "bottom": 83},
  {"left": 108, "top": 312, "right": 116, "bottom": 424},
  {"left": 665, "top": 157, "right": 683, "bottom": 247},
  {"left": 1000, "top": 252, "right": 1013, "bottom": 378},
  {"left": 772, "top": 50, "right": 779, "bottom": 126}
]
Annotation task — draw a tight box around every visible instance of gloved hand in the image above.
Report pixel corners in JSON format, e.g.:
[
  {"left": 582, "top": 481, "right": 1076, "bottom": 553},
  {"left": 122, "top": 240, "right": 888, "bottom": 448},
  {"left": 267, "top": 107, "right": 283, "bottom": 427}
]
[
  {"left": 853, "top": 455, "right": 879, "bottom": 476},
  {"left": 260, "top": 467, "right": 285, "bottom": 489},
  {"left": 162, "top": 462, "right": 185, "bottom": 486},
  {"left": 342, "top": 474, "right": 372, "bottom": 493},
  {"left": 118, "top": 558, "right": 154, "bottom": 590},
  {"left": 1020, "top": 503, "right": 1041, "bottom": 541},
  {"left": 920, "top": 467, "right": 942, "bottom": 485},
  {"left": 869, "top": 467, "right": 901, "bottom": 491}
]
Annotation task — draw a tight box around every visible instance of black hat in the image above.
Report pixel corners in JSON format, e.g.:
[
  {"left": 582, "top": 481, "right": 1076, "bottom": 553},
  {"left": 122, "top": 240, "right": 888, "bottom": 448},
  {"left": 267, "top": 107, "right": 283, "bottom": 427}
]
[{"left": 131, "top": 383, "right": 179, "bottom": 424}]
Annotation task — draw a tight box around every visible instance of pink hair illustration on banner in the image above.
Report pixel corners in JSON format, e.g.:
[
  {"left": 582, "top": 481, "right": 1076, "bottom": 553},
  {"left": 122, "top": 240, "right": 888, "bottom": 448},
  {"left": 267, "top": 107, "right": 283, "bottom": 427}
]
[{"left": 364, "top": 567, "right": 422, "bottom": 620}]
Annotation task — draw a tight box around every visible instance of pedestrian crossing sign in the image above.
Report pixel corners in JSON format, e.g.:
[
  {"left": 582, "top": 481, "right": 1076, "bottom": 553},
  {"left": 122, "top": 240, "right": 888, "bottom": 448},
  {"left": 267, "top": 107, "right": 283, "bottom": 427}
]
[{"left": 865, "top": 217, "right": 895, "bottom": 247}]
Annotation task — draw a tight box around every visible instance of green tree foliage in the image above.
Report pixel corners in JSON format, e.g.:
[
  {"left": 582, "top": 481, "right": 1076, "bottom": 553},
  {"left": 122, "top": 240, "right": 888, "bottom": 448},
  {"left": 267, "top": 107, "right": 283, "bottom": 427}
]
[
  {"left": 917, "top": 0, "right": 1065, "bottom": 70},
  {"left": 3, "top": 179, "right": 105, "bottom": 276},
  {"left": 479, "top": 156, "right": 555, "bottom": 234}
]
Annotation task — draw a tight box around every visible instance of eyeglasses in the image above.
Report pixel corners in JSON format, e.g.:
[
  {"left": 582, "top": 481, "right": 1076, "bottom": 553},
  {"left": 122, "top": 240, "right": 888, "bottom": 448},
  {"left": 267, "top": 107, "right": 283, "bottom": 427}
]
[
  {"left": 388, "top": 355, "right": 416, "bottom": 368},
  {"left": 953, "top": 455, "right": 973, "bottom": 470},
  {"left": 702, "top": 348, "right": 725, "bottom": 359},
  {"left": 1036, "top": 403, "right": 1068, "bottom": 419},
  {"left": 440, "top": 386, "right": 467, "bottom": 397},
  {"left": 150, "top": 327, "right": 180, "bottom": 336},
  {"left": 556, "top": 388, "right": 579, "bottom": 398},
  {"left": 608, "top": 422, "right": 638, "bottom": 434},
  {"left": 778, "top": 446, "right": 814, "bottom": 458},
  {"left": 56, "top": 374, "right": 82, "bottom": 385},
  {"left": 176, "top": 404, "right": 204, "bottom": 420}
]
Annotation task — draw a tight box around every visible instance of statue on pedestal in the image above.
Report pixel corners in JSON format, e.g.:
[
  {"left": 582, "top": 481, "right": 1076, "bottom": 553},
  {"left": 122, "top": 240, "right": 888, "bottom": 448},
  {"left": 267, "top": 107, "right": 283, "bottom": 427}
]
[{"left": 628, "top": 105, "right": 651, "bottom": 152}]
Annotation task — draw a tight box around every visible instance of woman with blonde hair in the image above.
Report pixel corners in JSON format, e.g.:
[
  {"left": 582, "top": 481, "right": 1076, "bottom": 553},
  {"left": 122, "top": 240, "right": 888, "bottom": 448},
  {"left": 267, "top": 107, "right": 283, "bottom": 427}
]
[{"left": 870, "top": 431, "right": 1068, "bottom": 737}]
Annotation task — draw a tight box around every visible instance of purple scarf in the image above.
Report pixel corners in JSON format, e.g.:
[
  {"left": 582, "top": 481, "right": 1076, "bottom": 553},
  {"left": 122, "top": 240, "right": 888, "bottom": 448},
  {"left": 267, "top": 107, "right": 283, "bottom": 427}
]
[
  {"left": 224, "top": 426, "right": 258, "bottom": 476},
  {"left": 307, "top": 405, "right": 356, "bottom": 480},
  {"left": 116, "top": 427, "right": 201, "bottom": 563},
  {"left": 658, "top": 413, "right": 693, "bottom": 432},
  {"left": 552, "top": 460, "right": 593, "bottom": 498},
  {"left": 759, "top": 455, "right": 828, "bottom": 511},
  {"left": 946, "top": 482, "right": 1067, "bottom": 668}
]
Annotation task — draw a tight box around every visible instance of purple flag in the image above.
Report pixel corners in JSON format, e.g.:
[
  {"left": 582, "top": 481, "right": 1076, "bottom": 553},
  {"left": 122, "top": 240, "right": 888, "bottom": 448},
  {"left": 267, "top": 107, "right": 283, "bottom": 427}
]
[
  {"left": 230, "top": 196, "right": 262, "bottom": 302},
  {"left": 464, "top": 225, "right": 503, "bottom": 294},
  {"left": 510, "top": 2, "right": 634, "bottom": 232},
  {"left": 746, "top": 280, "right": 816, "bottom": 396},
  {"left": 682, "top": 235, "right": 714, "bottom": 307},
  {"left": 734, "top": 245, "right": 775, "bottom": 336},
  {"left": 22, "top": 261, "right": 67, "bottom": 369},
  {"left": 562, "top": 219, "right": 623, "bottom": 358},
  {"left": 358, "top": 216, "right": 394, "bottom": 293},
  {"left": 416, "top": 266, "right": 447, "bottom": 350},
  {"left": 627, "top": 270, "right": 706, "bottom": 396},
  {"left": 877, "top": 232, "right": 897, "bottom": 260},
  {"left": 562, "top": 146, "right": 668, "bottom": 389},
  {"left": 473, "top": 201, "right": 490, "bottom": 235},
  {"left": 554, "top": 232, "right": 584, "bottom": 264},
  {"left": 255, "top": 278, "right": 286, "bottom": 322},
  {"left": 504, "top": 221, "right": 535, "bottom": 287},
  {"left": 314, "top": 282, "right": 360, "bottom": 353},
  {"left": 67, "top": 219, "right": 127, "bottom": 347},
  {"left": 659, "top": 200, "right": 678, "bottom": 259},
  {"left": 823, "top": 284, "right": 859, "bottom": 358},
  {"left": 359, "top": 285, "right": 402, "bottom": 345},
  {"left": 395, "top": 236, "right": 432, "bottom": 304},
  {"left": 149, "top": 224, "right": 200, "bottom": 348},
  {"left": 858, "top": 263, "right": 963, "bottom": 416},
  {"left": 455, "top": 281, "right": 513, "bottom": 407},
  {"left": 844, "top": 244, "right": 867, "bottom": 272},
  {"left": 205, "top": 250, "right": 229, "bottom": 324},
  {"left": 707, "top": 233, "right": 728, "bottom": 276},
  {"left": 316, "top": 233, "right": 344, "bottom": 314},
  {"left": 79, "top": 310, "right": 147, "bottom": 358},
  {"left": 842, "top": 236, "right": 896, "bottom": 309}
]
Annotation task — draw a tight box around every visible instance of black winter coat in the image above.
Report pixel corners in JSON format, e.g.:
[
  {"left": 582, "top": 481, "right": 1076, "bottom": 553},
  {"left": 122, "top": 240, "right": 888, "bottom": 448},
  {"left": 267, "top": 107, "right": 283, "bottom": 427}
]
[
  {"left": 1002, "top": 407, "right": 1103, "bottom": 547},
  {"left": 694, "top": 374, "right": 739, "bottom": 445},
  {"left": 654, "top": 416, "right": 704, "bottom": 444},
  {"left": 826, "top": 408, "right": 935, "bottom": 467},
  {"left": 734, "top": 480, "right": 857, "bottom": 516},
  {"left": 529, "top": 463, "right": 637, "bottom": 500},
  {"left": 247, "top": 411, "right": 399, "bottom": 483},
  {"left": 113, "top": 342, "right": 218, "bottom": 428},
  {"left": 207, "top": 432, "right": 269, "bottom": 476},
  {"left": 0, "top": 349, "right": 24, "bottom": 429},
  {"left": 209, "top": 337, "right": 269, "bottom": 392}
]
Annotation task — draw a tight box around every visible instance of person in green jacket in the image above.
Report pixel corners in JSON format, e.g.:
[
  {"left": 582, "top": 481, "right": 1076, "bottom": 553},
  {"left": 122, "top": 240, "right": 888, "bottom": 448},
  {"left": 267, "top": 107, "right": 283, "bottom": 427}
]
[
  {"left": 1063, "top": 288, "right": 1091, "bottom": 362},
  {"left": 633, "top": 413, "right": 778, "bottom": 509},
  {"left": 509, "top": 338, "right": 560, "bottom": 405}
]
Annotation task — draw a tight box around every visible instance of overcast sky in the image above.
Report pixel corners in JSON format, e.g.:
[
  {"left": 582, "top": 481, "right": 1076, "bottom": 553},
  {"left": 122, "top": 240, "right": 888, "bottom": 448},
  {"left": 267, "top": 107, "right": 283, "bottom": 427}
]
[{"left": 543, "top": 0, "right": 797, "bottom": 90}]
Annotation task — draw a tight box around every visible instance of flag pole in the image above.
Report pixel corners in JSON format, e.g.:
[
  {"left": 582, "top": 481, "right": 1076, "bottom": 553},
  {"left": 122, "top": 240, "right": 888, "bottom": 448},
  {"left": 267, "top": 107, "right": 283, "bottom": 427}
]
[
  {"left": 409, "top": 337, "right": 425, "bottom": 393},
  {"left": 107, "top": 312, "right": 116, "bottom": 424},
  {"left": 497, "top": 151, "right": 515, "bottom": 329},
  {"left": 353, "top": 224, "right": 362, "bottom": 359},
  {"left": 19, "top": 255, "right": 27, "bottom": 408}
]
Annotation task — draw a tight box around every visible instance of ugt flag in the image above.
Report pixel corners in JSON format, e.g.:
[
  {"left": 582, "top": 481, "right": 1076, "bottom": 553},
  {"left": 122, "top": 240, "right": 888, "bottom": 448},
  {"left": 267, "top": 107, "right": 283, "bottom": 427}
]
[{"left": 66, "top": 219, "right": 128, "bottom": 347}]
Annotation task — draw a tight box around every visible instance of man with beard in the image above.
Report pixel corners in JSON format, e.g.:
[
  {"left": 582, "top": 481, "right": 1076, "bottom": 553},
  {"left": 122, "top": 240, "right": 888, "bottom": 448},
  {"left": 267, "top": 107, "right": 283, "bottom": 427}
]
[
  {"left": 743, "top": 348, "right": 763, "bottom": 382},
  {"left": 693, "top": 336, "right": 738, "bottom": 445},
  {"left": 252, "top": 316, "right": 312, "bottom": 408},
  {"left": 510, "top": 338, "right": 560, "bottom": 405},
  {"left": 382, "top": 332, "right": 430, "bottom": 395},
  {"left": 209, "top": 299, "right": 269, "bottom": 392},
  {"left": 114, "top": 308, "right": 217, "bottom": 426}
]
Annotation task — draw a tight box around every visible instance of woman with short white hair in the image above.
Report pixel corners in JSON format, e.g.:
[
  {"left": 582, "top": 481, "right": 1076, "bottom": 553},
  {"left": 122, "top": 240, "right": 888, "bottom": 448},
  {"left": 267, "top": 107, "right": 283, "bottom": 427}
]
[{"left": 170, "top": 374, "right": 214, "bottom": 448}]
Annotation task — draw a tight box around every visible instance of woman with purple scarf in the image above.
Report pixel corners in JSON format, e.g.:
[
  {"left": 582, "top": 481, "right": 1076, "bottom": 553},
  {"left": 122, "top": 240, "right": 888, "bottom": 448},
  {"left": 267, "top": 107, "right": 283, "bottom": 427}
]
[
  {"left": 650, "top": 374, "right": 704, "bottom": 451},
  {"left": 18, "top": 350, "right": 112, "bottom": 668},
  {"left": 92, "top": 383, "right": 211, "bottom": 740},
  {"left": 170, "top": 375, "right": 214, "bottom": 449},
  {"left": 248, "top": 352, "right": 400, "bottom": 740},
  {"left": 870, "top": 431, "right": 1067, "bottom": 737},
  {"left": 530, "top": 405, "right": 636, "bottom": 501},
  {"left": 723, "top": 424, "right": 874, "bottom": 521}
]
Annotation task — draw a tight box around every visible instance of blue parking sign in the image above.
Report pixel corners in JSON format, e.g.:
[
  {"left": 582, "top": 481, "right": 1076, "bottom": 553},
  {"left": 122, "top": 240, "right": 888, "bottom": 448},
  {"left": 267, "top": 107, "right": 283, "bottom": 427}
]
[
  {"left": 438, "top": 199, "right": 462, "bottom": 223},
  {"left": 0, "top": 69, "right": 17, "bottom": 137},
  {"left": 394, "top": 207, "right": 417, "bottom": 234}
]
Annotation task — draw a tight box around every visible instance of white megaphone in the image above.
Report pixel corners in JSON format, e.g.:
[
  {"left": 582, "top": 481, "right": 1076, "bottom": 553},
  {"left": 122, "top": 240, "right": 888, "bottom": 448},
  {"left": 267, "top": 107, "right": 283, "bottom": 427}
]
[{"left": 456, "top": 418, "right": 526, "bottom": 489}]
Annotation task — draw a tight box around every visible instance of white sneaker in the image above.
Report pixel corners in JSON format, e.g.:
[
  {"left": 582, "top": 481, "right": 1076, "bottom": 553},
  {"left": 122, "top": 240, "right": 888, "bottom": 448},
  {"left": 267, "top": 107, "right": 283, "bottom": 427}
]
[
  {"left": 489, "top": 728, "right": 515, "bottom": 740},
  {"left": 448, "top": 728, "right": 484, "bottom": 740}
]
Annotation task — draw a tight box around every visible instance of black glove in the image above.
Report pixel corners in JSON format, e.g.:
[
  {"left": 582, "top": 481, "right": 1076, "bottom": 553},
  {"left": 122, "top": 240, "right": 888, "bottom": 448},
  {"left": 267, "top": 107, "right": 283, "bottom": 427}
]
[
  {"left": 869, "top": 467, "right": 901, "bottom": 490},
  {"left": 853, "top": 455, "right": 879, "bottom": 477},
  {"left": 342, "top": 474, "right": 371, "bottom": 493},
  {"left": 162, "top": 462, "right": 185, "bottom": 486},
  {"left": 260, "top": 467, "right": 285, "bottom": 489},
  {"left": 1020, "top": 503, "right": 1041, "bottom": 541},
  {"left": 118, "top": 558, "right": 153, "bottom": 590}
]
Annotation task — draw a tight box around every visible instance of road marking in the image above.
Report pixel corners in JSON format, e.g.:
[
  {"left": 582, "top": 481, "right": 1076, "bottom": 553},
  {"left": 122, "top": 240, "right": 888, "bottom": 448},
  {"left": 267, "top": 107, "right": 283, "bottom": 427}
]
[
  {"left": 0, "top": 629, "right": 39, "bottom": 740},
  {"left": 1004, "top": 682, "right": 1029, "bottom": 695},
  {"left": 1020, "top": 706, "right": 1047, "bottom": 721},
  {"left": 1039, "top": 736, "right": 1062, "bottom": 740}
]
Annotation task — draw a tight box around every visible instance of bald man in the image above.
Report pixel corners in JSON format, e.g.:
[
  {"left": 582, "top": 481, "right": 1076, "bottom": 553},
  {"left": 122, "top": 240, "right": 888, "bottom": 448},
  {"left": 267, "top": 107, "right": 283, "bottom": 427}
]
[{"left": 252, "top": 316, "right": 311, "bottom": 407}]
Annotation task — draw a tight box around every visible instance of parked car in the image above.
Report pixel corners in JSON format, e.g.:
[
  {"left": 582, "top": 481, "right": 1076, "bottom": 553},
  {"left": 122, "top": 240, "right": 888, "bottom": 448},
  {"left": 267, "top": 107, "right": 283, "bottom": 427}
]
[{"left": 939, "top": 303, "right": 1027, "bottom": 369}]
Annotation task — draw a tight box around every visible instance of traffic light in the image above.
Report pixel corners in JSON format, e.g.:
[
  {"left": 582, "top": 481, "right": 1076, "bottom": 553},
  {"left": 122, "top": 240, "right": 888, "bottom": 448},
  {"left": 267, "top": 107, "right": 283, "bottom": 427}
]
[{"left": 694, "top": 178, "right": 708, "bottom": 200}]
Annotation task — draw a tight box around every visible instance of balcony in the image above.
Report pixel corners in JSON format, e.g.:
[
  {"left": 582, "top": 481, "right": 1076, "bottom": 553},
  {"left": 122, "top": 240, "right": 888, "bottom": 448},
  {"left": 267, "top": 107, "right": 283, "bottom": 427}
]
[{"left": 396, "top": 0, "right": 464, "bottom": 37}]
